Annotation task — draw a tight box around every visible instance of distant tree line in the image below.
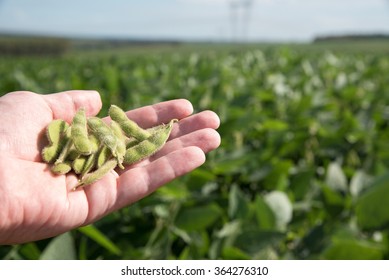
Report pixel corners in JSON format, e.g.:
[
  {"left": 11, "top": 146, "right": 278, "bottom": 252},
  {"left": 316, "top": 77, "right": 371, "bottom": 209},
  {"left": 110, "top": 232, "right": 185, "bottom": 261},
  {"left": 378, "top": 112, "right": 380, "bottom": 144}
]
[
  {"left": 314, "top": 34, "right": 389, "bottom": 43},
  {"left": 0, "top": 34, "right": 182, "bottom": 56},
  {"left": 72, "top": 39, "right": 181, "bottom": 51},
  {"left": 0, "top": 36, "right": 70, "bottom": 56}
]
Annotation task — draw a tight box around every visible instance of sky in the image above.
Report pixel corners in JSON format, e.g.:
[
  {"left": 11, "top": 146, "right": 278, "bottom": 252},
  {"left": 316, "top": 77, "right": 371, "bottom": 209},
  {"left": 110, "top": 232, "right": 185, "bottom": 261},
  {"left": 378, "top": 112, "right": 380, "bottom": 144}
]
[{"left": 0, "top": 0, "right": 389, "bottom": 42}]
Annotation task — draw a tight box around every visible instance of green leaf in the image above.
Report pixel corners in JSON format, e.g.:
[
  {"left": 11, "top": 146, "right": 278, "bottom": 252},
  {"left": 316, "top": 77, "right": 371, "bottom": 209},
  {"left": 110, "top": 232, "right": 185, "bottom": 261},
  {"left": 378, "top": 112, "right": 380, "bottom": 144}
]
[
  {"left": 261, "top": 119, "right": 289, "bottom": 131},
  {"left": 175, "top": 203, "right": 222, "bottom": 232},
  {"left": 325, "top": 162, "right": 347, "bottom": 192},
  {"left": 212, "top": 148, "right": 255, "bottom": 175},
  {"left": 78, "top": 224, "right": 122, "bottom": 256},
  {"left": 186, "top": 169, "right": 216, "bottom": 191},
  {"left": 19, "top": 243, "right": 41, "bottom": 260},
  {"left": 323, "top": 239, "right": 383, "bottom": 260},
  {"left": 253, "top": 195, "right": 276, "bottom": 230},
  {"left": 234, "top": 229, "right": 285, "bottom": 256},
  {"left": 171, "top": 226, "right": 192, "bottom": 244},
  {"left": 350, "top": 170, "right": 372, "bottom": 198},
  {"left": 263, "top": 160, "right": 293, "bottom": 191},
  {"left": 228, "top": 184, "right": 250, "bottom": 220},
  {"left": 178, "top": 247, "right": 191, "bottom": 260},
  {"left": 40, "top": 232, "right": 76, "bottom": 260},
  {"left": 144, "top": 224, "right": 170, "bottom": 259},
  {"left": 289, "top": 168, "right": 314, "bottom": 201},
  {"left": 264, "top": 191, "right": 292, "bottom": 230},
  {"left": 356, "top": 172, "right": 389, "bottom": 230},
  {"left": 156, "top": 181, "right": 189, "bottom": 201},
  {"left": 215, "top": 220, "right": 242, "bottom": 239},
  {"left": 321, "top": 185, "right": 346, "bottom": 217},
  {"left": 221, "top": 246, "right": 251, "bottom": 260}
]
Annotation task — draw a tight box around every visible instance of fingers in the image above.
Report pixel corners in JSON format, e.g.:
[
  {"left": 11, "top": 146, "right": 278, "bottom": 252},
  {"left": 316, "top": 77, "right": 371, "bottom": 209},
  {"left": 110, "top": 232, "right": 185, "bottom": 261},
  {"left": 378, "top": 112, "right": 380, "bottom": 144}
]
[
  {"left": 42, "top": 90, "right": 102, "bottom": 123},
  {"left": 42, "top": 93, "right": 201, "bottom": 135},
  {"left": 112, "top": 99, "right": 194, "bottom": 128},
  {"left": 69, "top": 107, "right": 221, "bottom": 223},
  {"left": 114, "top": 110, "right": 221, "bottom": 172},
  {"left": 151, "top": 128, "right": 221, "bottom": 161},
  {"left": 112, "top": 110, "right": 221, "bottom": 207},
  {"left": 170, "top": 110, "right": 220, "bottom": 139},
  {"left": 154, "top": 110, "right": 220, "bottom": 159},
  {"left": 115, "top": 146, "right": 205, "bottom": 209}
]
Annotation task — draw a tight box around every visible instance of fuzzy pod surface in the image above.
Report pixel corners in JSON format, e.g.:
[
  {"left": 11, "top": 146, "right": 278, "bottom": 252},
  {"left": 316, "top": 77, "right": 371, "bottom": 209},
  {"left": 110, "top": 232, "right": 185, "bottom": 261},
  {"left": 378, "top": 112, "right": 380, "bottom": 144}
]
[
  {"left": 71, "top": 108, "right": 92, "bottom": 155},
  {"left": 124, "top": 119, "right": 177, "bottom": 165},
  {"left": 109, "top": 105, "right": 151, "bottom": 141}
]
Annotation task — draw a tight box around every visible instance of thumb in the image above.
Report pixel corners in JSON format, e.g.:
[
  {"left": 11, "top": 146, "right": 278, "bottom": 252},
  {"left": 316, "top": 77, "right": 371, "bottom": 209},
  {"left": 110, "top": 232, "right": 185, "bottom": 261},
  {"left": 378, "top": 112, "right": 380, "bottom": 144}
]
[{"left": 43, "top": 90, "right": 102, "bottom": 123}]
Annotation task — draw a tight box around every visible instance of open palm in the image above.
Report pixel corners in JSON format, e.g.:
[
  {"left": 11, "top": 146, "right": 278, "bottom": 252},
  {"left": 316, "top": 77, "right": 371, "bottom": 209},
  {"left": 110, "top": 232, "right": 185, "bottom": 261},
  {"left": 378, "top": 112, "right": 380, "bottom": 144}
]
[{"left": 0, "top": 90, "right": 220, "bottom": 244}]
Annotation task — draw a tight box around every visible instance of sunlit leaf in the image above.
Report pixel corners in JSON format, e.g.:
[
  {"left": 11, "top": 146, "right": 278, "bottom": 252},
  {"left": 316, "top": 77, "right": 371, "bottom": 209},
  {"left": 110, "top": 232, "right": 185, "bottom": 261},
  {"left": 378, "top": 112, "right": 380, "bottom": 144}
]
[
  {"left": 350, "top": 170, "right": 372, "bottom": 198},
  {"left": 264, "top": 191, "right": 293, "bottom": 230},
  {"left": 40, "top": 232, "right": 76, "bottom": 260},
  {"left": 215, "top": 220, "right": 242, "bottom": 239},
  {"left": 356, "top": 172, "right": 389, "bottom": 230},
  {"left": 323, "top": 239, "right": 383, "bottom": 260},
  {"left": 326, "top": 162, "right": 347, "bottom": 192}
]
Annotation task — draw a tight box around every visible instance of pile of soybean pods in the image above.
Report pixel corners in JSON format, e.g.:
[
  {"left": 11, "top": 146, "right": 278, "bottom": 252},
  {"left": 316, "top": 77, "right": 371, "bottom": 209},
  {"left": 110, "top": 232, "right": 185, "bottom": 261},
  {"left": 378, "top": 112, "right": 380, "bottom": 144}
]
[{"left": 41, "top": 105, "right": 177, "bottom": 189}]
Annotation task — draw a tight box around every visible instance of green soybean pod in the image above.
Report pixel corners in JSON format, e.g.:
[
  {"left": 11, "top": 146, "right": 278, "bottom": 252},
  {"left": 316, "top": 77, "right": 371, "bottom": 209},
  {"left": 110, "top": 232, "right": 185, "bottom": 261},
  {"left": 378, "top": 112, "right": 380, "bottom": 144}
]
[
  {"left": 80, "top": 152, "right": 98, "bottom": 179},
  {"left": 123, "top": 119, "right": 177, "bottom": 165},
  {"left": 55, "top": 129, "right": 73, "bottom": 165},
  {"left": 71, "top": 108, "right": 92, "bottom": 155},
  {"left": 109, "top": 105, "right": 151, "bottom": 141},
  {"left": 66, "top": 135, "right": 98, "bottom": 161},
  {"left": 87, "top": 117, "right": 118, "bottom": 157},
  {"left": 51, "top": 162, "right": 72, "bottom": 175},
  {"left": 97, "top": 146, "right": 112, "bottom": 168},
  {"left": 89, "top": 134, "right": 100, "bottom": 154},
  {"left": 125, "top": 137, "right": 140, "bottom": 149},
  {"left": 110, "top": 120, "right": 126, "bottom": 169},
  {"left": 75, "top": 159, "right": 118, "bottom": 189},
  {"left": 46, "top": 119, "right": 69, "bottom": 144},
  {"left": 66, "top": 148, "right": 82, "bottom": 161},
  {"left": 41, "top": 119, "right": 69, "bottom": 163},
  {"left": 72, "top": 156, "right": 87, "bottom": 174}
]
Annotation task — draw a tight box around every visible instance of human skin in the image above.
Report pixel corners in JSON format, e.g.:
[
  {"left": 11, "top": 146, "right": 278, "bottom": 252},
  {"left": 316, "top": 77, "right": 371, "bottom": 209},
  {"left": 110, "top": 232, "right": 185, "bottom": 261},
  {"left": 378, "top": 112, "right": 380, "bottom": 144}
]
[{"left": 0, "top": 90, "right": 221, "bottom": 245}]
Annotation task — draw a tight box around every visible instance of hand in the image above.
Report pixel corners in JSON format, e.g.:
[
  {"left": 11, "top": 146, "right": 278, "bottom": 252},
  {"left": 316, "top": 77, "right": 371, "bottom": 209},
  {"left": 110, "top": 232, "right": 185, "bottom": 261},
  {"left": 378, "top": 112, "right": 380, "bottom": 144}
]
[{"left": 0, "top": 90, "right": 220, "bottom": 244}]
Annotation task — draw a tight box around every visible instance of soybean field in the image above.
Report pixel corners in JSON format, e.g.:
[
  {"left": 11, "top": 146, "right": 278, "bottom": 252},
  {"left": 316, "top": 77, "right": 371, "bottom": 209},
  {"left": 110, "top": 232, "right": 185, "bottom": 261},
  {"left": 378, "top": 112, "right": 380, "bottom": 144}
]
[{"left": 1, "top": 42, "right": 389, "bottom": 259}]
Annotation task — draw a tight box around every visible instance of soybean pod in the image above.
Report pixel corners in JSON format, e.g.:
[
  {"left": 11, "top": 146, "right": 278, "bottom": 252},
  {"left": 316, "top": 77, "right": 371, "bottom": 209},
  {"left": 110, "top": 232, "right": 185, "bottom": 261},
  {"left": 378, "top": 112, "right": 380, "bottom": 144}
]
[
  {"left": 109, "top": 105, "right": 151, "bottom": 141},
  {"left": 72, "top": 156, "right": 87, "bottom": 174},
  {"left": 55, "top": 129, "right": 73, "bottom": 165},
  {"left": 74, "top": 159, "right": 118, "bottom": 189},
  {"left": 87, "top": 117, "right": 118, "bottom": 157},
  {"left": 97, "top": 146, "right": 112, "bottom": 168},
  {"left": 71, "top": 108, "right": 92, "bottom": 155},
  {"left": 80, "top": 152, "right": 97, "bottom": 178},
  {"left": 41, "top": 119, "right": 69, "bottom": 163},
  {"left": 51, "top": 162, "right": 72, "bottom": 175},
  {"left": 123, "top": 119, "right": 177, "bottom": 165},
  {"left": 41, "top": 103, "right": 179, "bottom": 189},
  {"left": 110, "top": 120, "right": 126, "bottom": 169}
]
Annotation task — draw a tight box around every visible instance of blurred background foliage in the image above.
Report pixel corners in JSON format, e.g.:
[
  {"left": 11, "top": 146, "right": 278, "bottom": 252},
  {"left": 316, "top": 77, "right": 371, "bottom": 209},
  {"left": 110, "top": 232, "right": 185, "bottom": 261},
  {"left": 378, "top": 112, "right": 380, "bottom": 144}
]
[{"left": 1, "top": 39, "right": 389, "bottom": 259}]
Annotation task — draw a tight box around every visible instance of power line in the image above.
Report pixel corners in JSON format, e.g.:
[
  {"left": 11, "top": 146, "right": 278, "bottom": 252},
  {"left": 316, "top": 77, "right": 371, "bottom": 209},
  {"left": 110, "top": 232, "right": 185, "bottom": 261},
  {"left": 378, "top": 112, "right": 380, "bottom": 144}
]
[{"left": 228, "top": 0, "right": 254, "bottom": 42}]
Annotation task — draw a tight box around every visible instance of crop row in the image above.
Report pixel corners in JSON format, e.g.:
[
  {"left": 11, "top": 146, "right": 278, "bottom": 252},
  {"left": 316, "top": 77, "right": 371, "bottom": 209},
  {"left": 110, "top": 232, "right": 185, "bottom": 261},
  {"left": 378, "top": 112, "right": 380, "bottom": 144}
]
[{"left": 1, "top": 45, "right": 389, "bottom": 259}]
